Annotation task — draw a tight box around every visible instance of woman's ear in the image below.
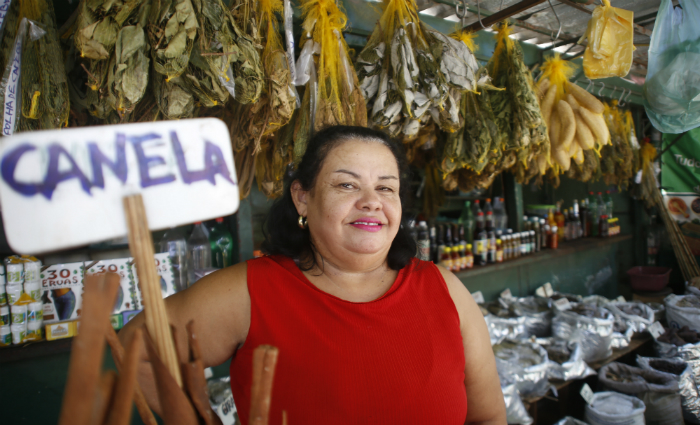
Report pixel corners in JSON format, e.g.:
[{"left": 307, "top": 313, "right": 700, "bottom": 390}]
[{"left": 290, "top": 180, "right": 308, "bottom": 217}]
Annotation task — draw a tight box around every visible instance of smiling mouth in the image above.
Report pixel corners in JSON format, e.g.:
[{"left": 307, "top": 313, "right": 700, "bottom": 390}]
[{"left": 351, "top": 222, "right": 382, "bottom": 226}]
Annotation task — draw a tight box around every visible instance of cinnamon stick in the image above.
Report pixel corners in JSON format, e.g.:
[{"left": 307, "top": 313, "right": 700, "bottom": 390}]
[
  {"left": 106, "top": 326, "right": 157, "bottom": 425},
  {"left": 183, "top": 321, "right": 223, "bottom": 425},
  {"left": 106, "top": 328, "right": 144, "bottom": 425},
  {"left": 58, "top": 273, "right": 120, "bottom": 425},
  {"left": 91, "top": 370, "right": 118, "bottom": 425},
  {"left": 249, "top": 345, "right": 279, "bottom": 425}
]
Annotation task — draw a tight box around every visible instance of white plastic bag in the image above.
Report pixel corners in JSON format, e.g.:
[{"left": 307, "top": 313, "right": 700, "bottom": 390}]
[{"left": 644, "top": 0, "right": 700, "bottom": 134}]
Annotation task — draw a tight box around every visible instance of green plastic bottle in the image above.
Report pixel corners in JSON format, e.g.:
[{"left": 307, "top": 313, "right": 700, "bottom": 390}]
[
  {"left": 460, "top": 201, "right": 475, "bottom": 244},
  {"left": 209, "top": 218, "right": 234, "bottom": 268}
]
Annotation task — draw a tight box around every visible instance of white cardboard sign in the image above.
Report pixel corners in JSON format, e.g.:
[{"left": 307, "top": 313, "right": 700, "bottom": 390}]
[{"left": 0, "top": 118, "right": 238, "bottom": 253}]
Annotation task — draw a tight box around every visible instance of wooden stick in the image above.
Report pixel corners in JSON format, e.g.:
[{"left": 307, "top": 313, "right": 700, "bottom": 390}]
[
  {"left": 91, "top": 370, "right": 118, "bottom": 425},
  {"left": 123, "top": 194, "right": 182, "bottom": 387},
  {"left": 58, "top": 273, "right": 120, "bottom": 425},
  {"left": 183, "top": 322, "right": 224, "bottom": 425},
  {"left": 106, "top": 328, "right": 144, "bottom": 425},
  {"left": 106, "top": 326, "right": 158, "bottom": 425},
  {"left": 249, "top": 345, "right": 280, "bottom": 425}
]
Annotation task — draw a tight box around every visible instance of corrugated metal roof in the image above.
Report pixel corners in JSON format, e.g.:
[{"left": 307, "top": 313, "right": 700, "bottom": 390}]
[{"left": 413, "top": 0, "right": 663, "bottom": 75}]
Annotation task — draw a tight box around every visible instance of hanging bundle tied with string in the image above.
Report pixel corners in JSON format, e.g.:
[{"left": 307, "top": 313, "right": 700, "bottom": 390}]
[
  {"left": 355, "top": 0, "right": 478, "bottom": 140},
  {"left": 486, "top": 23, "right": 549, "bottom": 184},
  {"left": 292, "top": 0, "right": 367, "bottom": 164}
]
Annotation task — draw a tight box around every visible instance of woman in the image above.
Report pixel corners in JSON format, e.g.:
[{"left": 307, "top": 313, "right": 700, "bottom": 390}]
[{"left": 121, "top": 125, "right": 506, "bottom": 424}]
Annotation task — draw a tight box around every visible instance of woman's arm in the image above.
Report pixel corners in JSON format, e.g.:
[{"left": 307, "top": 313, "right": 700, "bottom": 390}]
[
  {"left": 118, "top": 261, "right": 251, "bottom": 414},
  {"left": 438, "top": 266, "right": 507, "bottom": 425}
]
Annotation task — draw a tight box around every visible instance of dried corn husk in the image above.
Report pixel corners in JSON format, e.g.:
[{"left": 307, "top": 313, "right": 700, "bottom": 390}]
[
  {"left": 293, "top": 0, "right": 366, "bottom": 164},
  {"left": 147, "top": 0, "right": 198, "bottom": 79},
  {"left": 356, "top": 0, "right": 478, "bottom": 139},
  {"left": 229, "top": 0, "right": 296, "bottom": 155},
  {"left": 19, "top": 0, "right": 70, "bottom": 131}
]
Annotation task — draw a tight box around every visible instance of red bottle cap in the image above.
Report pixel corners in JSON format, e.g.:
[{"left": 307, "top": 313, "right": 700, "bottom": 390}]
[{"left": 216, "top": 217, "right": 224, "bottom": 223}]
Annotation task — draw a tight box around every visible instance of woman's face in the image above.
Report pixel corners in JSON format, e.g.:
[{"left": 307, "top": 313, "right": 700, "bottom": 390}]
[{"left": 292, "top": 139, "right": 402, "bottom": 268}]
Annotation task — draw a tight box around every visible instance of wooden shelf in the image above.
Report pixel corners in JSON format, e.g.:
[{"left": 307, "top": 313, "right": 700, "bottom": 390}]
[
  {"left": 0, "top": 337, "right": 74, "bottom": 363},
  {"left": 454, "top": 234, "right": 633, "bottom": 279}
]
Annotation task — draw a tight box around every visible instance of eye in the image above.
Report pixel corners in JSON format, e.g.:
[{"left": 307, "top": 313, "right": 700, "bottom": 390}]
[
  {"left": 377, "top": 186, "right": 395, "bottom": 192},
  {"left": 339, "top": 183, "right": 356, "bottom": 189}
]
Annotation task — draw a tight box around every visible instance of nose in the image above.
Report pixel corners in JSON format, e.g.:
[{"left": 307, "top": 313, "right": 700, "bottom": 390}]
[{"left": 356, "top": 187, "right": 382, "bottom": 211}]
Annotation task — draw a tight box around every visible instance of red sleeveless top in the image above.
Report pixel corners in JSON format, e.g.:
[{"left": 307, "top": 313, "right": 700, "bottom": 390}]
[{"left": 229, "top": 255, "right": 467, "bottom": 424}]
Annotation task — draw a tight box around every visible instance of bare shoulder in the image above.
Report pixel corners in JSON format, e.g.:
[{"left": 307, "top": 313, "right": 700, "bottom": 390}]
[{"left": 434, "top": 264, "right": 476, "bottom": 320}]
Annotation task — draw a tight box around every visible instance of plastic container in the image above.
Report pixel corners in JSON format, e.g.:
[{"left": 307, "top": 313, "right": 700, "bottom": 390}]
[
  {"left": 0, "top": 325, "right": 10, "bottom": 344},
  {"left": 11, "top": 304, "right": 27, "bottom": 324},
  {"left": 627, "top": 266, "right": 672, "bottom": 292},
  {"left": 11, "top": 323, "right": 26, "bottom": 344},
  {"left": 0, "top": 305, "right": 8, "bottom": 326}
]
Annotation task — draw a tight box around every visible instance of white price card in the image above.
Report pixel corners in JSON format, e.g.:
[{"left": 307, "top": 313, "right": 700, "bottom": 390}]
[
  {"left": 472, "top": 291, "right": 485, "bottom": 304},
  {"left": 580, "top": 383, "right": 594, "bottom": 405},
  {"left": 554, "top": 298, "right": 572, "bottom": 311},
  {"left": 501, "top": 288, "right": 513, "bottom": 300},
  {"left": 616, "top": 296, "right": 626, "bottom": 303},
  {"left": 648, "top": 321, "right": 665, "bottom": 339},
  {"left": 536, "top": 282, "right": 553, "bottom": 298},
  {"left": 0, "top": 118, "right": 239, "bottom": 254}
]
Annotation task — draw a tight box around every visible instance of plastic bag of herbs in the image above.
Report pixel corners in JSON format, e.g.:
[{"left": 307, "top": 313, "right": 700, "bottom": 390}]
[
  {"left": 229, "top": 0, "right": 297, "bottom": 156},
  {"left": 0, "top": 0, "right": 70, "bottom": 132},
  {"left": 355, "top": 0, "right": 479, "bottom": 140},
  {"left": 292, "top": 0, "right": 366, "bottom": 164}
]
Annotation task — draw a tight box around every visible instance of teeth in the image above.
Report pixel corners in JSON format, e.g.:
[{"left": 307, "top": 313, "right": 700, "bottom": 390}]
[{"left": 354, "top": 222, "right": 380, "bottom": 225}]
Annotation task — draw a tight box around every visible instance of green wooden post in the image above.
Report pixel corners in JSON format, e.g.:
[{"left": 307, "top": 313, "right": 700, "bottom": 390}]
[{"left": 504, "top": 174, "right": 524, "bottom": 232}]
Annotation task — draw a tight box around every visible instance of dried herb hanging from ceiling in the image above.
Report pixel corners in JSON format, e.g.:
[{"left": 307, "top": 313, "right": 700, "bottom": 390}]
[
  {"left": 229, "top": 0, "right": 296, "bottom": 155},
  {"left": 147, "top": 0, "right": 198, "bottom": 79},
  {"left": 486, "top": 23, "right": 549, "bottom": 185},
  {"left": 292, "top": 0, "right": 367, "bottom": 164},
  {"left": 19, "top": 0, "right": 70, "bottom": 131},
  {"left": 600, "top": 100, "right": 636, "bottom": 188},
  {"left": 355, "top": 0, "right": 478, "bottom": 140}
]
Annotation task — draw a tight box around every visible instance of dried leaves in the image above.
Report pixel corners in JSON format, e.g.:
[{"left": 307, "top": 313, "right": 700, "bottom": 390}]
[{"left": 356, "top": 0, "right": 478, "bottom": 139}]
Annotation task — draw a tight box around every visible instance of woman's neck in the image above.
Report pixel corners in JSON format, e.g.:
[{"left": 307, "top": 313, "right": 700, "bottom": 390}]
[{"left": 302, "top": 253, "right": 399, "bottom": 303}]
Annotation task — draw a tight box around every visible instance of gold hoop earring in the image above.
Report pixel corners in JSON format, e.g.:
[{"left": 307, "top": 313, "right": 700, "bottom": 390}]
[{"left": 298, "top": 215, "right": 308, "bottom": 229}]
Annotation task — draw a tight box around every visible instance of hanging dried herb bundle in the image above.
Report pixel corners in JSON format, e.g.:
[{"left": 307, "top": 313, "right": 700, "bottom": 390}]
[
  {"left": 601, "top": 100, "right": 635, "bottom": 188},
  {"left": 292, "top": 0, "right": 366, "bottom": 163},
  {"left": 153, "top": 71, "right": 195, "bottom": 119},
  {"left": 229, "top": 0, "right": 296, "bottom": 154},
  {"left": 147, "top": 0, "right": 198, "bottom": 79},
  {"left": 74, "top": 0, "right": 141, "bottom": 60},
  {"left": 422, "top": 163, "right": 444, "bottom": 219},
  {"left": 356, "top": 0, "right": 478, "bottom": 139},
  {"left": 566, "top": 148, "right": 601, "bottom": 182},
  {"left": 254, "top": 112, "right": 295, "bottom": 198},
  {"left": 19, "top": 0, "right": 70, "bottom": 131},
  {"left": 106, "top": 2, "right": 151, "bottom": 117},
  {"left": 196, "top": 0, "right": 264, "bottom": 105},
  {"left": 487, "top": 23, "right": 549, "bottom": 184}
]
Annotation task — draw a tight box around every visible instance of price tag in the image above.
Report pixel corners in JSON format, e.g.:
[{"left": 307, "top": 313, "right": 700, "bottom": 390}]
[
  {"left": 536, "top": 282, "right": 553, "bottom": 298},
  {"left": 648, "top": 321, "right": 665, "bottom": 339},
  {"left": 616, "top": 296, "right": 626, "bottom": 303},
  {"left": 580, "top": 383, "right": 594, "bottom": 405},
  {"left": 554, "top": 298, "right": 572, "bottom": 311},
  {"left": 472, "top": 291, "right": 485, "bottom": 304},
  {"left": 500, "top": 288, "right": 513, "bottom": 300}
]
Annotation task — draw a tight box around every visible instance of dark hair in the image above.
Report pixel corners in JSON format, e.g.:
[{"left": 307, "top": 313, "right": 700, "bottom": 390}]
[{"left": 261, "top": 125, "right": 416, "bottom": 271}]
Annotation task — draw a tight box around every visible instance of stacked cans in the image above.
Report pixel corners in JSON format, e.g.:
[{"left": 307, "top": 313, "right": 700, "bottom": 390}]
[{"left": 1, "top": 256, "right": 44, "bottom": 345}]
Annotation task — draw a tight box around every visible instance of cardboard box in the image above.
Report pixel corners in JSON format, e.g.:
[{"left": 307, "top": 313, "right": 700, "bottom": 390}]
[
  {"left": 122, "top": 310, "right": 141, "bottom": 325},
  {"left": 40, "top": 262, "right": 85, "bottom": 324},
  {"left": 46, "top": 320, "right": 78, "bottom": 341},
  {"left": 86, "top": 258, "right": 140, "bottom": 314},
  {"left": 110, "top": 314, "right": 123, "bottom": 330}
]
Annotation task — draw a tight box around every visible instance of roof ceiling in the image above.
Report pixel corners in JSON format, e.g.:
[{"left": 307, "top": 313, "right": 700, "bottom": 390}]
[{"left": 414, "top": 0, "right": 666, "bottom": 76}]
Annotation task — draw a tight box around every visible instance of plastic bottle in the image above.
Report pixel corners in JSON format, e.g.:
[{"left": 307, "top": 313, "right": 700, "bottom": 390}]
[
  {"left": 493, "top": 197, "right": 508, "bottom": 231},
  {"left": 484, "top": 198, "right": 493, "bottom": 215},
  {"left": 597, "top": 192, "right": 606, "bottom": 220},
  {"left": 473, "top": 200, "right": 483, "bottom": 217},
  {"left": 474, "top": 210, "right": 485, "bottom": 239},
  {"left": 599, "top": 214, "right": 609, "bottom": 238},
  {"left": 603, "top": 190, "right": 614, "bottom": 218},
  {"left": 187, "top": 222, "right": 212, "bottom": 287},
  {"left": 159, "top": 227, "right": 189, "bottom": 292},
  {"left": 460, "top": 201, "right": 475, "bottom": 245},
  {"left": 473, "top": 214, "right": 488, "bottom": 266},
  {"left": 416, "top": 221, "right": 431, "bottom": 261},
  {"left": 550, "top": 226, "right": 559, "bottom": 249},
  {"left": 485, "top": 211, "right": 495, "bottom": 232},
  {"left": 487, "top": 229, "right": 497, "bottom": 263},
  {"left": 588, "top": 192, "right": 599, "bottom": 236},
  {"left": 210, "top": 218, "right": 234, "bottom": 269}
]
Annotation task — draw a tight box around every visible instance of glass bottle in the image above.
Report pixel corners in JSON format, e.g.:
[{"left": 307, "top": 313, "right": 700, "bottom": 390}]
[
  {"left": 496, "top": 239, "right": 504, "bottom": 263},
  {"left": 187, "top": 222, "right": 212, "bottom": 287},
  {"left": 465, "top": 245, "right": 474, "bottom": 269},
  {"left": 460, "top": 201, "right": 475, "bottom": 245},
  {"left": 210, "top": 218, "right": 234, "bottom": 269},
  {"left": 159, "top": 226, "right": 189, "bottom": 292}
]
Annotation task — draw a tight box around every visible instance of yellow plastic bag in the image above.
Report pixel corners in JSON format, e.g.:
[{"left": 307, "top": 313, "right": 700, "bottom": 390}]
[{"left": 579, "top": 0, "right": 635, "bottom": 79}]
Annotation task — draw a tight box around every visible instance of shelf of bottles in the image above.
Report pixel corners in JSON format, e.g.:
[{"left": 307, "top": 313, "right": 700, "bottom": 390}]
[{"left": 411, "top": 191, "right": 620, "bottom": 273}]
